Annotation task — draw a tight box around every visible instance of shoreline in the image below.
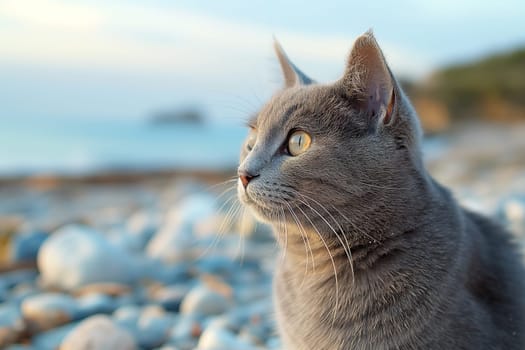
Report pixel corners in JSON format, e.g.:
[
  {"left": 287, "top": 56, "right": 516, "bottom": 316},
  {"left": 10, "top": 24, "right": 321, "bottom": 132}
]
[{"left": 0, "top": 168, "right": 236, "bottom": 189}]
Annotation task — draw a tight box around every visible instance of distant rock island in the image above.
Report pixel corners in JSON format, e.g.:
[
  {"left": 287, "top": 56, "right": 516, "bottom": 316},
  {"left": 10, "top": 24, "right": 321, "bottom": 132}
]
[{"left": 149, "top": 108, "right": 204, "bottom": 125}]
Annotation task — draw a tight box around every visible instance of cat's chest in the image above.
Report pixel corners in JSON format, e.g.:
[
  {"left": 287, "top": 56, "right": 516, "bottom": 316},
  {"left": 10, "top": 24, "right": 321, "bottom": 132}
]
[{"left": 273, "top": 264, "right": 422, "bottom": 350}]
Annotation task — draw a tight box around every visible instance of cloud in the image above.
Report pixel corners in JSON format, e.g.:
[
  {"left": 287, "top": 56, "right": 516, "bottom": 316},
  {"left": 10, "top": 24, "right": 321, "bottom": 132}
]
[{"left": 0, "top": 0, "right": 431, "bottom": 80}]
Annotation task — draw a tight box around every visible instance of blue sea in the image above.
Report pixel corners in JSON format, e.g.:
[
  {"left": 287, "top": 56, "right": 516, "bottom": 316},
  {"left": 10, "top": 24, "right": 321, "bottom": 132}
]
[
  {"left": 0, "top": 117, "right": 446, "bottom": 177},
  {"left": 0, "top": 118, "right": 248, "bottom": 176}
]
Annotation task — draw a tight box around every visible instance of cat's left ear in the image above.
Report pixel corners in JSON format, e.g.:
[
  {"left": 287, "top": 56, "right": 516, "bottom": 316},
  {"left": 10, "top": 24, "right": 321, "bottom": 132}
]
[
  {"left": 342, "top": 30, "right": 396, "bottom": 126},
  {"left": 274, "top": 39, "right": 314, "bottom": 88}
]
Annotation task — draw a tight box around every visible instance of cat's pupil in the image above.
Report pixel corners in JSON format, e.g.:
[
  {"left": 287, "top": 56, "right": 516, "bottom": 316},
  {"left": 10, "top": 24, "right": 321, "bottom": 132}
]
[{"left": 287, "top": 130, "right": 311, "bottom": 156}]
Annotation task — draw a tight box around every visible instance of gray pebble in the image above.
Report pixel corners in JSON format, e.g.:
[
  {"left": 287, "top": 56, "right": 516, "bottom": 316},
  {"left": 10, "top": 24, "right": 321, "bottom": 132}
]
[
  {"left": 21, "top": 293, "right": 78, "bottom": 331},
  {"left": 135, "top": 305, "right": 174, "bottom": 348},
  {"left": 197, "top": 325, "right": 258, "bottom": 350},
  {"left": 76, "top": 293, "right": 117, "bottom": 318},
  {"left": 0, "top": 303, "right": 24, "bottom": 348},
  {"left": 168, "top": 314, "right": 201, "bottom": 348},
  {"left": 149, "top": 284, "right": 190, "bottom": 312},
  {"left": 60, "top": 315, "right": 136, "bottom": 350},
  {"left": 9, "top": 231, "right": 48, "bottom": 263},
  {"left": 180, "top": 285, "right": 232, "bottom": 316},
  {"left": 32, "top": 322, "right": 79, "bottom": 350}
]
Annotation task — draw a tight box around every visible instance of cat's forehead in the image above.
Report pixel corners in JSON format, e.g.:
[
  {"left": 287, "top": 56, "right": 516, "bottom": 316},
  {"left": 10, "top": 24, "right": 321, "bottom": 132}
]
[
  {"left": 254, "top": 85, "right": 333, "bottom": 130},
  {"left": 251, "top": 84, "right": 366, "bottom": 136}
]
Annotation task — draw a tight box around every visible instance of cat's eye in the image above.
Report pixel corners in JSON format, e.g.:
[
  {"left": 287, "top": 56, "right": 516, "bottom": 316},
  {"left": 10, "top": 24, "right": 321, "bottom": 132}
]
[
  {"left": 246, "top": 129, "right": 257, "bottom": 151},
  {"left": 287, "top": 130, "right": 311, "bottom": 156}
]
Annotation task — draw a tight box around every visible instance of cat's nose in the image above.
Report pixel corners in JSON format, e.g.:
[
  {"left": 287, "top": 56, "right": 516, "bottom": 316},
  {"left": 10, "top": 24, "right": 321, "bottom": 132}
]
[{"left": 238, "top": 170, "right": 258, "bottom": 189}]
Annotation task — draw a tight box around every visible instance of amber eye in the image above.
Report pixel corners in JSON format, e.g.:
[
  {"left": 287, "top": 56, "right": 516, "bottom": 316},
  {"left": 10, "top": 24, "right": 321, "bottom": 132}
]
[
  {"left": 246, "top": 129, "right": 257, "bottom": 151},
  {"left": 287, "top": 130, "right": 311, "bottom": 156}
]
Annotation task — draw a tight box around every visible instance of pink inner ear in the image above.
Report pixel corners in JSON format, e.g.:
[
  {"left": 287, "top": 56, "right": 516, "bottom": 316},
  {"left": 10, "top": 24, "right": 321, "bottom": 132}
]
[
  {"left": 383, "top": 89, "right": 395, "bottom": 125},
  {"left": 366, "top": 81, "right": 393, "bottom": 123}
]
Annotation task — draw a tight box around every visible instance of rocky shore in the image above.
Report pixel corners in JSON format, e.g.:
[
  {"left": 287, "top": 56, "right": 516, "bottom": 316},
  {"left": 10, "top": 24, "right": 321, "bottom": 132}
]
[{"left": 0, "top": 122, "right": 524, "bottom": 349}]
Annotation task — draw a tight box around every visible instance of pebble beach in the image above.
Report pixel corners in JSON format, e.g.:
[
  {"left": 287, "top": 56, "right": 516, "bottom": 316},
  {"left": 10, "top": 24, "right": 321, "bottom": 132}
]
[{"left": 0, "top": 123, "right": 524, "bottom": 350}]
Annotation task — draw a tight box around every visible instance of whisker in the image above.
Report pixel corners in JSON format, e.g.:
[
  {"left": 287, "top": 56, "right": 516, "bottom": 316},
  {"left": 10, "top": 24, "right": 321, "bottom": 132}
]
[
  {"left": 294, "top": 194, "right": 355, "bottom": 284},
  {"left": 294, "top": 203, "right": 341, "bottom": 330},
  {"left": 298, "top": 191, "right": 380, "bottom": 242},
  {"left": 279, "top": 206, "right": 288, "bottom": 266},
  {"left": 285, "top": 201, "right": 316, "bottom": 273},
  {"left": 300, "top": 188, "right": 380, "bottom": 244},
  {"left": 237, "top": 207, "right": 248, "bottom": 265},
  {"left": 205, "top": 177, "right": 238, "bottom": 192},
  {"left": 329, "top": 204, "right": 379, "bottom": 244},
  {"left": 218, "top": 195, "right": 240, "bottom": 234},
  {"left": 284, "top": 202, "right": 311, "bottom": 283},
  {"left": 213, "top": 187, "right": 238, "bottom": 206},
  {"left": 228, "top": 201, "right": 244, "bottom": 236},
  {"left": 200, "top": 192, "right": 239, "bottom": 259}
]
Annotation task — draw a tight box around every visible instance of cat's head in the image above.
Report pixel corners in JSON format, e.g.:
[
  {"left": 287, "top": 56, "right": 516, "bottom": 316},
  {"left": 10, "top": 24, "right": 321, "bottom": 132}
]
[{"left": 237, "top": 31, "right": 426, "bottom": 242}]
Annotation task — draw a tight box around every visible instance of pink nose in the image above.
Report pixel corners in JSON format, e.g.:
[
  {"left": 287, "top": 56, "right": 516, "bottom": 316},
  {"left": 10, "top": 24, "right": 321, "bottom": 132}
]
[{"left": 239, "top": 171, "right": 257, "bottom": 189}]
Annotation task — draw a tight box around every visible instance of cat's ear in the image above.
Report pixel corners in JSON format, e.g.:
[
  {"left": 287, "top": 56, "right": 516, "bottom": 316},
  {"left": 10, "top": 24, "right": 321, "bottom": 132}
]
[
  {"left": 273, "top": 38, "right": 314, "bottom": 88},
  {"left": 342, "top": 30, "right": 396, "bottom": 126}
]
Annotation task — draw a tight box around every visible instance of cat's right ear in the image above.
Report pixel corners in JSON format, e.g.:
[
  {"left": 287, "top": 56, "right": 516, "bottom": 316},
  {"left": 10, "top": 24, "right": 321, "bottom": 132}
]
[
  {"left": 342, "top": 30, "right": 396, "bottom": 127},
  {"left": 274, "top": 38, "right": 314, "bottom": 88}
]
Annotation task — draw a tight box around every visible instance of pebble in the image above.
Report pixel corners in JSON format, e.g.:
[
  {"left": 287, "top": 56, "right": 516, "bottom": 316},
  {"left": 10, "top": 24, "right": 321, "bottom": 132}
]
[
  {"left": 0, "top": 303, "right": 24, "bottom": 348},
  {"left": 73, "top": 282, "right": 132, "bottom": 297},
  {"left": 266, "top": 336, "right": 282, "bottom": 349},
  {"left": 21, "top": 293, "right": 78, "bottom": 331},
  {"left": 60, "top": 315, "right": 137, "bottom": 350},
  {"left": 235, "top": 283, "right": 271, "bottom": 304},
  {"left": 126, "top": 210, "right": 160, "bottom": 248},
  {"left": 0, "top": 270, "right": 38, "bottom": 290},
  {"left": 76, "top": 293, "right": 118, "bottom": 318},
  {"left": 167, "top": 314, "right": 201, "bottom": 348},
  {"left": 0, "top": 284, "right": 7, "bottom": 303},
  {"left": 0, "top": 188, "right": 280, "bottom": 348},
  {"left": 9, "top": 231, "right": 48, "bottom": 263},
  {"left": 149, "top": 284, "right": 190, "bottom": 312},
  {"left": 31, "top": 322, "right": 78, "bottom": 350},
  {"left": 180, "top": 284, "right": 232, "bottom": 316},
  {"left": 136, "top": 305, "right": 174, "bottom": 348},
  {"left": 146, "top": 194, "right": 218, "bottom": 263},
  {"left": 146, "top": 223, "right": 196, "bottom": 263},
  {"left": 197, "top": 325, "right": 259, "bottom": 350},
  {"left": 0, "top": 303, "right": 22, "bottom": 329},
  {"left": 37, "top": 225, "right": 140, "bottom": 290},
  {"left": 113, "top": 305, "right": 141, "bottom": 332},
  {"left": 2, "top": 146, "right": 524, "bottom": 349},
  {"left": 239, "top": 323, "right": 271, "bottom": 346},
  {"left": 498, "top": 195, "right": 525, "bottom": 236},
  {"left": 10, "top": 283, "right": 39, "bottom": 306},
  {"left": 195, "top": 255, "right": 238, "bottom": 277}
]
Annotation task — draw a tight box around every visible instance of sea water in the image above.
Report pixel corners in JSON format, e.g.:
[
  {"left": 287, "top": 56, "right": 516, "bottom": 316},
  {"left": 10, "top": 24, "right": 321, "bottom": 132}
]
[
  {"left": 0, "top": 117, "right": 445, "bottom": 176},
  {"left": 0, "top": 117, "right": 248, "bottom": 176}
]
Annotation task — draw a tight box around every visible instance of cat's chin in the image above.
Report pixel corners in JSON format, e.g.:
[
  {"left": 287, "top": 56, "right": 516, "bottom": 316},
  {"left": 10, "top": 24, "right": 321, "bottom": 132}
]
[
  {"left": 238, "top": 191, "right": 276, "bottom": 224},
  {"left": 248, "top": 207, "right": 275, "bottom": 224},
  {"left": 239, "top": 198, "right": 273, "bottom": 224}
]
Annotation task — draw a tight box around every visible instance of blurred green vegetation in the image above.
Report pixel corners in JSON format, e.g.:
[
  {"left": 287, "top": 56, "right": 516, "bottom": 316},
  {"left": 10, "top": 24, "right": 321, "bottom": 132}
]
[{"left": 403, "top": 46, "right": 525, "bottom": 133}]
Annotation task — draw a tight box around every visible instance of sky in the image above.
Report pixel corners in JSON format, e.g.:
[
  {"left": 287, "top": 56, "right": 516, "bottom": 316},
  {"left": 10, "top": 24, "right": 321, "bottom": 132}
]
[{"left": 0, "top": 0, "right": 524, "bottom": 124}]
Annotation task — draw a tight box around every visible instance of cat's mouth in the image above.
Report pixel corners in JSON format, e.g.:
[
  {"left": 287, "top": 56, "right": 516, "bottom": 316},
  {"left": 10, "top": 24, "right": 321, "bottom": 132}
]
[{"left": 237, "top": 181, "right": 281, "bottom": 222}]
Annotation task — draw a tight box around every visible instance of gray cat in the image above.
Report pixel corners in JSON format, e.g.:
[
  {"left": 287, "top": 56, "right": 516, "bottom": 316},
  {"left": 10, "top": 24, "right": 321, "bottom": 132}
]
[{"left": 237, "top": 31, "right": 525, "bottom": 350}]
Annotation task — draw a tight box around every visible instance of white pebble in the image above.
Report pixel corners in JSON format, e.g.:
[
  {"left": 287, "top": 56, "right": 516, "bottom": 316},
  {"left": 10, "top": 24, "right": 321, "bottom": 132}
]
[
  {"left": 60, "top": 315, "right": 137, "bottom": 350},
  {"left": 38, "top": 225, "right": 140, "bottom": 290}
]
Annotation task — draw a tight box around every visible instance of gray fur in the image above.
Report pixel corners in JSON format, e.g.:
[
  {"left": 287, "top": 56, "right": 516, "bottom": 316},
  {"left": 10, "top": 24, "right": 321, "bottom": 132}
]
[
  {"left": 237, "top": 31, "right": 525, "bottom": 349},
  {"left": 273, "top": 38, "right": 315, "bottom": 87}
]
